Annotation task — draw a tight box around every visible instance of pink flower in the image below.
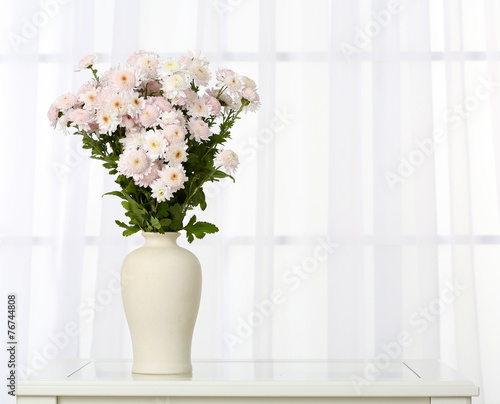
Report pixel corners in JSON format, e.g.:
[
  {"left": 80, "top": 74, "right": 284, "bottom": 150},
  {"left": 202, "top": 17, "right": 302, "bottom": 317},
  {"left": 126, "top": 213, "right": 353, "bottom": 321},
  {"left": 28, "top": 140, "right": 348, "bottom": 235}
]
[
  {"left": 110, "top": 67, "right": 138, "bottom": 92},
  {"left": 54, "top": 93, "right": 78, "bottom": 111},
  {"left": 152, "top": 97, "right": 172, "bottom": 113},
  {"left": 205, "top": 95, "right": 221, "bottom": 115},
  {"left": 162, "top": 124, "right": 186, "bottom": 144},
  {"left": 215, "top": 149, "right": 239, "bottom": 174},
  {"left": 47, "top": 104, "right": 59, "bottom": 128},
  {"left": 139, "top": 104, "right": 160, "bottom": 127},
  {"left": 241, "top": 87, "right": 261, "bottom": 112},
  {"left": 135, "top": 160, "right": 162, "bottom": 187},
  {"left": 159, "top": 165, "right": 188, "bottom": 192},
  {"left": 188, "top": 119, "right": 211, "bottom": 142},
  {"left": 67, "top": 108, "right": 93, "bottom": 129},
  {"left": 74, "top": 54, "right": 98, "bottom": 72},
  {"left": 118, "top": 149, "right": 152, "bottom": 178}
]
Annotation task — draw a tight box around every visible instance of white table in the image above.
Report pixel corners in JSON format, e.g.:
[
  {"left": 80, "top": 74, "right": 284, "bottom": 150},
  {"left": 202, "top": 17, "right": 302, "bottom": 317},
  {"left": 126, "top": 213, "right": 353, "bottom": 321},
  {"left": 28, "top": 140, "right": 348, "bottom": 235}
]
[{"left": 17, "top": 359, "right": 479, "bottom": 404}]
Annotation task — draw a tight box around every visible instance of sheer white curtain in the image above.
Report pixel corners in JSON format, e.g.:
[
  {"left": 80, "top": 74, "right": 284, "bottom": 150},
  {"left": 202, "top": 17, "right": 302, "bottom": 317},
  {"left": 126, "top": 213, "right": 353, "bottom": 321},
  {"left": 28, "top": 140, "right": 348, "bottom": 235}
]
[{"left": 1, "top": 0, "right": 499, "bottom": 403}]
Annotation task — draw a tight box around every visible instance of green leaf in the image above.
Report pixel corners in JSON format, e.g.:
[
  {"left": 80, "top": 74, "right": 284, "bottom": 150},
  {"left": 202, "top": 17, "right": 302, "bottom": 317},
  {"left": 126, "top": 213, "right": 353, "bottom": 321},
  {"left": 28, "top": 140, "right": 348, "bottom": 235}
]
[
  {"left": 191, "top": 188, "right": 207, "bottom": 211},
  {"left": 104, "top": 190, "right": 126, "bottom": 199},
  {"left": 123, "top": 227, "right": 140, "bottom": 237},
  {"left": 168, "top": 203, "right": 185, "bottom": 231},
  {"left": 183, "top": 215, "right": 219, "bottom": 243}
]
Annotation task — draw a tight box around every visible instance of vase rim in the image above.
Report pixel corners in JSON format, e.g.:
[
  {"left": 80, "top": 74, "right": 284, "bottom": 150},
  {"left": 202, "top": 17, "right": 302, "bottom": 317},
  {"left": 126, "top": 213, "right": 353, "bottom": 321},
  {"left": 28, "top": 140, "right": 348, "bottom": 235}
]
[{"left": 142, "top": 231, "right": 180, "bottom": 236}]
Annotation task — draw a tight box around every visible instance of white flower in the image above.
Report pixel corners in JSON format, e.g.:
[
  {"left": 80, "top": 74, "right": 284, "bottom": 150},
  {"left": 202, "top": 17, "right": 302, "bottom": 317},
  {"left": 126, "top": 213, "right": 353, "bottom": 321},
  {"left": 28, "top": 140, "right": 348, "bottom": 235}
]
[
  {"left": 241, "top": 75, "right": 257, "bottom": 89},
  {"left": 159, "top": 111, "right": 182, "bottom": 126},
  {"left": 96, "top": 110, "right": 120, "bottom": 134},
  {"left": 158, "top": 58, "right": 182, "bottom": 77},
  {"left": 162, "top": 73, "right": 189, "bottom": 98},
  {"left": 151, "top": 179, "right": 172, "bottom": 202},
  {"left": 166, "top": 142, "right": 188, "bottom": 165},
  {"left": 74, "top": 54, "right": 98, "bottom": 72},
  {"left": 120, "top": 130, "right": 146, "bottom": 150},
  {"left": 133, "top": 51, "right": 161, "bottom": 79},
  {"left": 118, "top": 149, "right": 152, "bottom": 178},
  {"left": 143, "top": 130, "right": 167, "bottom": 159},
  {"left": 159, "top": 165, "right": 188, "bottom": 192},
  {"left": 215, "top": 149, "right": 239, "bottom": 174}
]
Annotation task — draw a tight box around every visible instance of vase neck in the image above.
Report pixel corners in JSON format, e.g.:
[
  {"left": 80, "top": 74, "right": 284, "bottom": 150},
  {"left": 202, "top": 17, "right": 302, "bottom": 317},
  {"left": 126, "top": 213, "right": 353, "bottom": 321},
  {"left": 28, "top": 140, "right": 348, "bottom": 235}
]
[{"left": 142, "top": 232, "right": 180, "bottom": 247}]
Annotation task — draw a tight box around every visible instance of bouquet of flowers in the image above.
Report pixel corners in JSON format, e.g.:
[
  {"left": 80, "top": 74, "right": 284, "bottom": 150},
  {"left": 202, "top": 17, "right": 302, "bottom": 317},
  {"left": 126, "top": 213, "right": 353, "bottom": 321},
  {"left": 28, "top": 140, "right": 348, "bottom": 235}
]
[{"left": 48, "top": 50, "right": 260, "bottom": 242}]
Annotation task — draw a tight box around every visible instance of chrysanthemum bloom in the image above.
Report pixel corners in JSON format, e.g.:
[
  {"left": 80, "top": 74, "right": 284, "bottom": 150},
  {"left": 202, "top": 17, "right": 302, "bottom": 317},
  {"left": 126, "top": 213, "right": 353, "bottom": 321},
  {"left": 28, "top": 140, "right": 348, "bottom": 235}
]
[
  {"left": 110, "top": 67, "right": 138, "bottom": 92},
  {"left": 135, "top": 160, "right": 162, "bottom": 188},
  {"left": 139, "top": 104, "right": 160, "bottom": 128},
  {"left": 215, "top": 149, "right": 239, "bottom": 174},
  {"left": 151, "top": 179, "right": 172, "bottom": 202},
  {"left": 108, "top": 94, "right": 128, "bottom": 115},
  {"left": 126, "top": 92, "right": 145, "bottom": 118},
  {"left": 159, "top": 165, "right": 188, "bottom": 192},
  {"left": 47, "top": 104, "right": 59, "bottom": 128},
  {"left": 96, "top": 110, "right": 120, "bottom": 134},
  {"left": 188, "top": 119, "right": 211, "bottom": 142},
  {"left": 216, "top": 68, "right": 243, "bottom": 96},
  {"left": 159, "top": 111, "right": 182, "bottom": 126},
  {"left": 74, "top": 54, "right": 98, "bottom": 72},
  {"left": 152, "top": 97, "right": 172, "bottom": 113},
  {"left": 170, "top": 88, "right": 197, "bottom": 107},
  {"left": 67, "top": 108, "right": 93, "bottom": 130},
  {"left": 188, "top": 98, "right": 210, "bottom": 118},
  {"left": 118, "top": 149, "right": 152, "bottom": 179},
  {"left": 120, "top": 130, "right": 146, "bottom": 150},
  {"left": 162, "top": 73, "right": 189, "bottom": 98},
  {"left": 79, "top": 88, "right": 98, "bottom": 110},
  {"left": 205, "top": 95, "right": 222, "bottom": 115},
  {"left": 180, "top": 50, "right": 209, "bottom": 68},
  {"left": 143, "top": 131, "right": 167, "bottom": 159},
  {"left": 166, "top": 142, "right": 188, "bottom": 165},
  {"left": 158, "top": 59, "right": 182, "bottom": 77},
  {"left": 241, "top": 87, "right": 261, "bottom": 112},
  {"left": 189, "top": 62, "right": 211, "bottom": 87},
  {"left": 54, "top": 93, "right": 78, "bottom": 111},
  {"left": 241, "top": 75, "right": 257, "bottom": 89},
  {"left": 132, "top": 51, "right": 160, "bottom": 79},
  {"left": 162, "top": 124, "right": 186, "bottom": 144}
]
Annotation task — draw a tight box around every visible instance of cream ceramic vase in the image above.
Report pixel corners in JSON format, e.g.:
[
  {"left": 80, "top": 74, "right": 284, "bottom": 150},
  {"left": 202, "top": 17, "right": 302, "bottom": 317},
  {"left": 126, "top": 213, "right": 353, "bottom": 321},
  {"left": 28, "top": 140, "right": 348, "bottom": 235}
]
[{"left": 121, "top": 232, "right": 202, "bottom": 375}]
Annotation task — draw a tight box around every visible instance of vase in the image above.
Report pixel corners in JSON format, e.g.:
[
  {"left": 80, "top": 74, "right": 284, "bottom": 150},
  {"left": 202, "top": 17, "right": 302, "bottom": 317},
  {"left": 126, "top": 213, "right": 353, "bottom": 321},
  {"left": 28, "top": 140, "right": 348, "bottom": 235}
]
[{"left": 121, "top": 232, "right": 202, "bottom": 374}]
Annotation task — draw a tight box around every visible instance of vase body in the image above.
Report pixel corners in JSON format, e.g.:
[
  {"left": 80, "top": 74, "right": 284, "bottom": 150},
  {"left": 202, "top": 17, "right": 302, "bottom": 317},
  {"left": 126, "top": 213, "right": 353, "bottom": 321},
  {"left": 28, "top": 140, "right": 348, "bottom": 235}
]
[{"left": 121, "top": 232, "right": 202, "bottom": 374}]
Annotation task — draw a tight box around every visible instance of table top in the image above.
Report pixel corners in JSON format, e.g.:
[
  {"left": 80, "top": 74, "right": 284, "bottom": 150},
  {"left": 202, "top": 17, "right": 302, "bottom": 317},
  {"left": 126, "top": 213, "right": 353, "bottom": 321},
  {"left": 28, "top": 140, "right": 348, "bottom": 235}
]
[{"left": 17, "top": 359, "right": 479, "bottom": 397}]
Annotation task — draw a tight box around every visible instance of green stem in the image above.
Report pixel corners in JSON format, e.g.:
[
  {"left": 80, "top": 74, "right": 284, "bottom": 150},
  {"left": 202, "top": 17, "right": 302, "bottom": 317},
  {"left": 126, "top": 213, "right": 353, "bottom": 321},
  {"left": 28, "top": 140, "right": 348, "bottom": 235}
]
[{"left": 181, "top": 168, "right": 218, "bottom": 213}]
